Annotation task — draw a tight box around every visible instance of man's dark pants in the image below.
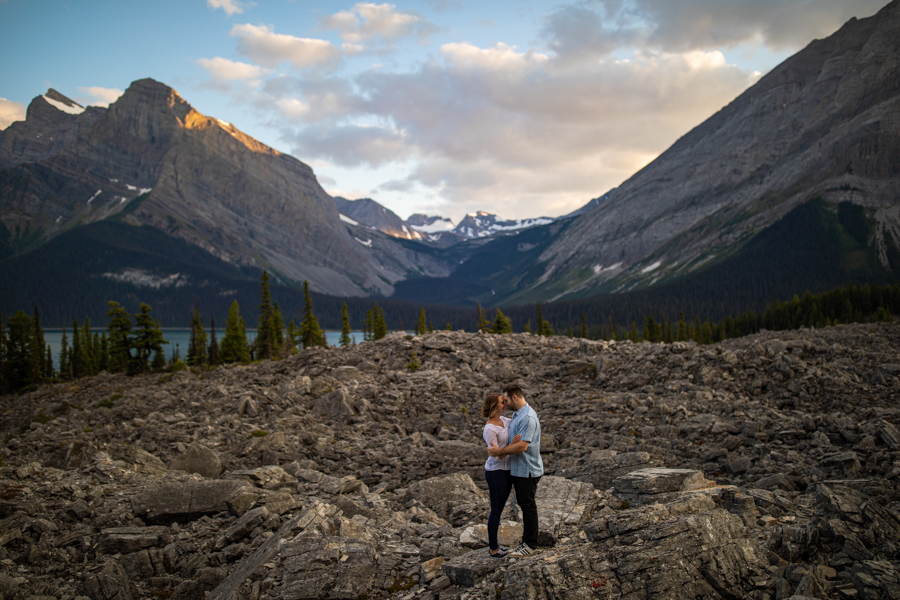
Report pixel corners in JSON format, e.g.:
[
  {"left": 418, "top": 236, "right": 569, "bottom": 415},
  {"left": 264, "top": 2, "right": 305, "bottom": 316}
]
[{"left": 511, "top": 475, "right": 541, "bottom": 547}]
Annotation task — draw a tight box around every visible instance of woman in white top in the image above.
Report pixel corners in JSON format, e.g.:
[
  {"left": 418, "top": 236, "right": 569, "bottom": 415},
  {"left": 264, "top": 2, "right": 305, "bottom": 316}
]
[{"left": 482, "top": 393, "right": 520, "bottom": 557}]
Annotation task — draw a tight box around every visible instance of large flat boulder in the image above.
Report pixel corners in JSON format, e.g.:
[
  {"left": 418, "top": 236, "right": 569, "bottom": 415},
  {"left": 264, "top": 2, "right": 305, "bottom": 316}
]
[
  {"left": 504, "top": 493, "right": 766, "bottom": 599},
  {"left": 556, "top": 450, "right": 660, "bottom": 491},
  {"left": 98, "top": 526, "right": 174, "bottom": 555},
  {"left": 441, "top": 547, "right": 504, "bottom": 587},
  {"left": 280, "top": 537, "right": 377, "bottom": 599},
  {"left": 613, "top": 468, "right": 716, "bottom": 505},
  {"left": 404, "top": 472, "right": 485, "bottom": 519},
  {"left": 532, "top": 476, "right": 598, "bottom": 545},
  {"left": 131, "top": 480, "right": 249, "bottom": 524}
]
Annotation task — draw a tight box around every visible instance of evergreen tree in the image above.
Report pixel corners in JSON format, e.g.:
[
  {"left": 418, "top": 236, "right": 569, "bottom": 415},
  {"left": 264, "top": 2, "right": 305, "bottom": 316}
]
[
  {"left": 580, "top": 311, "right": 588, "bottom": 339},
  {"left": 608, "top": 313, "right": 618, "bottom": 341},
  {"left": 81, "top": 318, "right": 97, "bottom": 376},
  {"left": 536, "top": 304, "right": 554, "bottom": 336},
  {"left": 536, "top": 304, "right": 544, "bottom": 336},
  {"left": 643, "top": 310, "right": 659, "bottom": 343},
  {"left": 364, "top": 309, "right": 374, "bottom": 341},
  {"left": 257, "top": 270, "right": 276, "bottom": 359},
  {"left": 629, "top": 321, "right": 639, "bottom": 342},
  {"left": 220, "top": 300, "right": 250, "bottom": 363},
  {"left": 29, "top": 305, "right": 45, "bottom": 384},
  {"left": 446, "top": 321, "right": 452, "bottom": 331},
  {"left": 523, "top": 320, "right": 532, "bottom": 334},
  {"left": 279, "top": 318, "right": 297, "bottom": 358},
  {"left": 372, "top": 303, "right": 388, "bottom": 340},
  {"left": 106, "top": 302, "right": 133, "bottom": 373},
  {"left": 151, "top": 343, "right": 167, "bottom": 372},
  {"left": 99, "top": 332, "right": 109, "bottom": 372},
  {"left": 71, "top": 318, "right": 83, "bottom": 378},
  {"left": 187, "top": 302, "right": 208, "bottom": 367},
  {"left": 171, "top": 344, "right": 182, "bottom": 365},
  {"left": 60, "top": 327, "right": 72, "bottom": 381},
  {"left": 476, "top": 302, "right": 489, "bottom": 332},
  {"left": 45, "top": 345, "right": 54, "bottom": 380},
  {"left": 676, "top": 313, "right": 688, "bottom": 342},
  {"left": 418, "top": 309, "right": 426, "bottom": 336},
  {"left": 299, "top": 280, "right": 326, "bottom": 349},
  {"left": 339, "top": 303, "right": 352, "bottom": 347},
  {"left": 272, "top": 302, "right": 285, "bottom": 349},
  {"left": 92, "top": 332, "right": 101, "bottom": 373},
  {"left": 6, "top": 311, "right": 33, "bottom": 391},
  {"left": 428, "top": 321, "right": 433, "bottom": 333},
  {"left": 0, "top": 311, "right": 6, "bottom": 394},
  {"left": 208, "top": 317, "right": 219, "bottom": 366},
  {"left": 132, "top": 303, "right": 167, "bottom": 374},
  {"left": 490, "top": 309, "right": 512, "bottom": 334}
]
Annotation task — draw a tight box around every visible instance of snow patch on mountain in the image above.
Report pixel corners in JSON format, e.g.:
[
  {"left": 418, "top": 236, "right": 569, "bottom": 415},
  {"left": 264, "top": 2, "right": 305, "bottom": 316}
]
[
  {"left": 453, "top": 211, "right": 555, "bottom": 239},
  {"left": 101, "top": 269, "right": 188, "bottom": 289},
  {"left": 43, "top": 95, "right": 84, "bottom": 115}
]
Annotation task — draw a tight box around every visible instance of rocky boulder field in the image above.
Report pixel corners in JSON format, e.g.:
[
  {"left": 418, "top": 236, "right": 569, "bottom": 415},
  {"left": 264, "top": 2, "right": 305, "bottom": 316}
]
[{"left": 1, "top": 323, "right": 898, "bottom": 600}]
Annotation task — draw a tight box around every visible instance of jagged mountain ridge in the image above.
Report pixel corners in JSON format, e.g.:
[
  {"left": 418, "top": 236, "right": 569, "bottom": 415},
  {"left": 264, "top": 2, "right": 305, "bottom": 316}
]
[
  {"left": 335, "top": 198, "right": 560, "bottom": 245},
  {"left": 0, "top": 79, "right": 455, "bottom": 297},
  {"left": 520, "top": 0, "right": 900, "bottom": 302},
  {"left": 334, "top": 196, "right": 423, "bottom": 241}
]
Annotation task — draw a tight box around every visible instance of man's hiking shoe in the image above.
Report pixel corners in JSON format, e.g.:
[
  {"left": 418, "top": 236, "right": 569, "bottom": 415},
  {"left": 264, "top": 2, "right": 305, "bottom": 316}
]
[
  {"left": 489, "top": 548, "right": 508, "bottom": 558},
  {"left": 508, "top": 543, "right": 537, "bottom": 558}
]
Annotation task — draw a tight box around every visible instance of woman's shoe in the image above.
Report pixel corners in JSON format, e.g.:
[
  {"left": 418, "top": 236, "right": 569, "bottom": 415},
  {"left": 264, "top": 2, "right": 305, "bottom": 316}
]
[{"left": 490, "top": 548, "right": 508, "bottom": 558}]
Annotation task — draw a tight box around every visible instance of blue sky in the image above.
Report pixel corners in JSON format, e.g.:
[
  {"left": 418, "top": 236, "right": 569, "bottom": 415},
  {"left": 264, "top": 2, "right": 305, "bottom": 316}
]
[{"left": 0, "top": 0, "right": 888, "bottom": 223}]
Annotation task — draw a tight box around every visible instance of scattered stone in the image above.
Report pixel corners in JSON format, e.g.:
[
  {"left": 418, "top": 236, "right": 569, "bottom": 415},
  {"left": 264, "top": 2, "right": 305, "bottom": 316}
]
[{"left": 0, "top": 323, "right": 897, "bottom": 600}]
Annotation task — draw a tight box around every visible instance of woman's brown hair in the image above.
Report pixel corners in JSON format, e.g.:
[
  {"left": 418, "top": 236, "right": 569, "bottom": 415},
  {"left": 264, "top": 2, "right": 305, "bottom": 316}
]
[{"left": 481, "top": 393, "right": 503, "bottom": 419}]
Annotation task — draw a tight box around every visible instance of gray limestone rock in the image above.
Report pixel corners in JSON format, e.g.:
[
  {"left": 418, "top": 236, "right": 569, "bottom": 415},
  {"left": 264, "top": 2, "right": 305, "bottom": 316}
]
[
  {"left": 97, "top": 526, "right": 174, "bottom": 555},
  {"left": 280, "top": 537, "right": 377, "bottom": 599},
  {"left": 83, "top": 560, "right": 136, "bottom": 600},
  {"left": 169, "top": 443, "right": 223, "bottom": 478},
  {"left": 404, "top": 472, "right": 486, "bottom": 520},
  {"left": 440, "top": 547, "right": 504, "bottom": 587},
  {"left": 130, "top": 480, "right": 249, "bottom": 524},
  {"left": 531, "top": 476, "right": 598, "bottom": 545},
  {"left": 613, "top": 468, "right": 715, "bottom": 505}
]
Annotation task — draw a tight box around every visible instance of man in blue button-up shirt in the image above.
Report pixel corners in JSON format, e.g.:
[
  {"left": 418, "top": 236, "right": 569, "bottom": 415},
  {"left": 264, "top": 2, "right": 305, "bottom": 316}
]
[{"left": 487, "top": 383, "right": 542, "bottom": 557}]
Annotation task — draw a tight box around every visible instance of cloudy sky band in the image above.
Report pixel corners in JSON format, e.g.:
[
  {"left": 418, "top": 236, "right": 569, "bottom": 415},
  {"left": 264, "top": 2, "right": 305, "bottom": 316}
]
[{"left": 0, "top": 0, "right": 888, "bottom": 222}]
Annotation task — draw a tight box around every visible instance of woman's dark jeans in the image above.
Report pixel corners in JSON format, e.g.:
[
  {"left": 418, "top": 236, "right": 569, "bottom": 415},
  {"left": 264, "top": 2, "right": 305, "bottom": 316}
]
[{"left": 485, "top": 469, "right": 513, "bottom": 551}]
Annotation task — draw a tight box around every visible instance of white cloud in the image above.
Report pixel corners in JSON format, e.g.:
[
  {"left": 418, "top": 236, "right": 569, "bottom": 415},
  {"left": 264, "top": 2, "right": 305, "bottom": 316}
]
[
  {"left": 230, "top": 23, "right": 341, "bottom": 70},
  {"left": 282, "top": 122, "right": 413, "bottom": 168},
  {"left": 0, "top": 98, "right": 26, "bottom": 130},
  {"left": 440, "top": 42, "right": 548, "bottom": 74},
  {"left": 274, "top": 41, "right": 759, "bottom": 218},
  {"left": 208, "top": 0, "right": 246, "bottom": 16},
  {"left": 75, "top": 86, "right": 123, "bottom": 107},
  {"left": 197, "top": 57, "right": 267, "bottom": 81},
  {"left": 321, "top": 3, "right": 438, "bottom": 47}
]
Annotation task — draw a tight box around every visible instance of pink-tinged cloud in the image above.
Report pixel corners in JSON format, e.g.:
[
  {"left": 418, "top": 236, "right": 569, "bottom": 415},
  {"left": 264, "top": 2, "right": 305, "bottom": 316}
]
[
  {"left": 197, "top": 57, "right": 267, "bottom": 81},
  {"left": 320, "top": 3, "right": 438, "bottom": 45},
  {"left": 230, "top": 23, "right": 341, "bottom": 70},
  {"left": 208, "top": 0, "right": 245, "bottom": 16},
  {"left": 0, "top": 98, "right": 26, "bottom": 130}
]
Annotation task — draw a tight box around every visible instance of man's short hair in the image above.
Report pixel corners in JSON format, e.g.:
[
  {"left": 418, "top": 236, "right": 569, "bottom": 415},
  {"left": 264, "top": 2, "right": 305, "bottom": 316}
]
[{"left": 502, "top": 383, "right": 524, "bottom": 399}]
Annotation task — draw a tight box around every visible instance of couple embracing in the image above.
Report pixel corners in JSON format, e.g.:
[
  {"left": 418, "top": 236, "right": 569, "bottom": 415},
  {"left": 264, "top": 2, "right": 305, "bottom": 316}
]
[{"left": 481, "top": 383, "right": 542, "bottom": 558}]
